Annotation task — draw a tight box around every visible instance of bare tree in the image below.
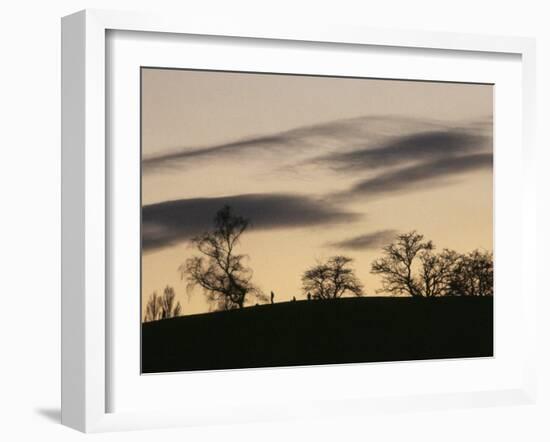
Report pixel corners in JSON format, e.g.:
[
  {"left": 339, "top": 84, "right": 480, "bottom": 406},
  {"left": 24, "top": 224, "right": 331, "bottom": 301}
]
[
  {"left": 447, "top": 249, "right": 493, "bottom": 297},
  {"left": 302, "top": 256, "right": 363, "bottom": 299},
  {"left": 418, "top": 249, "right": 460, "bottom": 297},
  {"left": 371, "top": 231, "right": 493, "bottom": 297},
  {"left": 159, "top": 286, "right": 182, "bottom": 318},
  {"left": 371, "top": 231, "right": 433, "bottom": 297},
  {"left": 180, "top": 206, "right": 265, "bottom": 310},
  {"left": 144, "top": 286, "right": 183, "bottom": 322},
  {"left": 144, "top": 292, "right": 162, "bottom": 322}
]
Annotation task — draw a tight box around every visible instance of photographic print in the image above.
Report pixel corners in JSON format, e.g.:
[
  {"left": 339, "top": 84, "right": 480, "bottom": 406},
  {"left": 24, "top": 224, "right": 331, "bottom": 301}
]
[{"left": 141, "top": 68, "right": 493, "bottom": 374}]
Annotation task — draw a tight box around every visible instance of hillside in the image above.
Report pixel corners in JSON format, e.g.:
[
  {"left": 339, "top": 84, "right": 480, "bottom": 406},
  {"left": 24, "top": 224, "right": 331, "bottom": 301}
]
[{"left": 141, "top": 296, "right": 493, "bottom": 373}]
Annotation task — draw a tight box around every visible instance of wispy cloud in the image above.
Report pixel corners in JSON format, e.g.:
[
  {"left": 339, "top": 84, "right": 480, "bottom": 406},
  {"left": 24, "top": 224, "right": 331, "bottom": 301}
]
[
  {"left": 142, "top": 193, "right": 362, "bottom": 251},
  {"left": 142, "top": 118, "right": 357, "bottom": 173},
  {"left": 142, "top": 116, "right": 493, "bottom": 249},
  {"left": 338, "top": 153, "right": 492, "bottom": 198},
  {"left": 326, "top": 230, "right": 398, "bottom": 251},
  {"left": 313, "top": 129, "right": 490, "bottom": 172},
  {"left": 295, "top": 117, "right": 493, "bottom": 200},
  {"left": 141, "top": 115, "right": 458, "bottom": 174}
]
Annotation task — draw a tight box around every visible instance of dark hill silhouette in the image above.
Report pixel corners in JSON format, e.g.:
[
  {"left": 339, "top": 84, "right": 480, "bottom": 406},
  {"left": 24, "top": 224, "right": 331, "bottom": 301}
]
[{"left": 142, "top": 296, "right": 492, "bottom": 373}]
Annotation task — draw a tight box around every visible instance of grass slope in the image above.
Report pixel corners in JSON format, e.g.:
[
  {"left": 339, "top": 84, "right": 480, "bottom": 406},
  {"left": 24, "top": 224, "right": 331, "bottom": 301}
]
[{"left": 142, "top": 296, "right": 493, "bottom": 373}]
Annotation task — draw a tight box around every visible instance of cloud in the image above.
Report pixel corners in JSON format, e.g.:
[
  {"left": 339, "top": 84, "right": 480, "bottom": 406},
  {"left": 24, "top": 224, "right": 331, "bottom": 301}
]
[
  {"left": 142, "top": 135, "right": 291, "bottom": 172},
  {"left": 339, "top": 152, "right": 492, "bottom": 198},
  {"left": 311, "top": 119, "right": 492, "bottom": 200},
  {"left": 142, "top": 117, "right": 493, "bottom": 251},
  {"left": 326, "top": 230, "right": 398, "bottom": 251},
  {"left": 142, "top": 193, "right": 362, "bottom": 251},
  {"left": 141, "top": 115, "right": 464, "bottom": 174},
  {"left": 142, "top": 118, "right": 359, "bottom": 173},
  {"left": 314, "top": 129, "right": 490, "bottom": 172}
]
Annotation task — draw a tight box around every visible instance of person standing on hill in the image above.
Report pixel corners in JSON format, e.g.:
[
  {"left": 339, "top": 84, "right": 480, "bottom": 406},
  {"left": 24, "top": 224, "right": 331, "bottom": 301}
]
[{"left": 271, "top": 291, "right": 275, "bottom": 304}]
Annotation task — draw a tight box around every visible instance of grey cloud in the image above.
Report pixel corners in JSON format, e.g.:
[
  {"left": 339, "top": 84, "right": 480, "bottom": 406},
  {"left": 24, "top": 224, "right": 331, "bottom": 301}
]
[
  {"left": 141, "top": 115, "right": 461, "bottom": 173},
  {"left": 327, "top": 229, "right": 398, "bottom": 251},
  {"left": 143, "top": 135, "right": 290, "bottom": 172},
  {"left": 340, "top": 153, "right": 492, "bottom": 198},
  {"left": 143, "top": 193, "right": 362, "bottom": 251},
  {"left": 315, "top": 130, "right": 490, "bottom": 172},
  {"left": 142, "top": 118, "right": 361, "bottom": 173}
]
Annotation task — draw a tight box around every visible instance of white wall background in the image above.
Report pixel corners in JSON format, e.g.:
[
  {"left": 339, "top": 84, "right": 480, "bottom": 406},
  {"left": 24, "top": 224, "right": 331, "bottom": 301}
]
[{"left": 0, "top": 0, "right": 548, "bottom": 440}]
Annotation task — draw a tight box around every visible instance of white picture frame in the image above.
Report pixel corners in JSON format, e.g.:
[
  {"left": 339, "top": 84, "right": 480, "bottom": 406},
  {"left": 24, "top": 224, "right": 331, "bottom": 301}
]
[{"left": 61, "top": 9, "right": 537, "bottom": 433}]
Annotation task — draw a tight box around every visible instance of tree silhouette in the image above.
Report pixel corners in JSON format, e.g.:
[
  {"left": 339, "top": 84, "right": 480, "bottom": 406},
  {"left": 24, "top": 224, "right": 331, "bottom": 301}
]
[
  {"left": 371, "top": 231, "right": 433, "bottom": 297},
  {"left": 144, "top": 286, "right": 182, "bottom": 322},
  {"left": 144, "top": 292, "right": 162, "bottom": 322},
  {"left": 302, "top": 256, "right": 363, "bottom": 299},
  {"left": 418, "top": 248, "right": 460, "bottom": 297},
  {"left": 180, "top": 206, "right": 265, "bottom": 310},
  {"left": 447, "top": 249, "right": 493, "bottom": 297},
  {"left": 159, "top": 286, "right": 182, "bottom": 318},
  {"left": 371, "top": 231, "right": 493, "bottom": 297}
]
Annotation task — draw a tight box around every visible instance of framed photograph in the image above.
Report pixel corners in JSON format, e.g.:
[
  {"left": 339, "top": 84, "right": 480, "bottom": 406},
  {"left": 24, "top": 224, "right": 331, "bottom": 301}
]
[
  {"left": 140, "top": 67, "right": 496, "bottom": 373},
  {"left": 61, "top": 9, "right": 537, "bottom": 432}
]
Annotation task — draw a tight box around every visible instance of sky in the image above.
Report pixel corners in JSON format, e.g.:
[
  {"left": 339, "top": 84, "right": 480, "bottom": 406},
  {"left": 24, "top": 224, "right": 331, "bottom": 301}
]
[{"left": 141, "top": 68, "right": 493, "bottom": 317}]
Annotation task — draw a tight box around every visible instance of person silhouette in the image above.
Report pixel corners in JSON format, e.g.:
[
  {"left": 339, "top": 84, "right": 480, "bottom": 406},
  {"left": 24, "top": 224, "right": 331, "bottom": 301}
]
[
  {"left": 270, "top": 291, "right": 275, "bottom": 304},
  {"left": 307, "top": 292, "right": 312, "bottom": 301}
]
